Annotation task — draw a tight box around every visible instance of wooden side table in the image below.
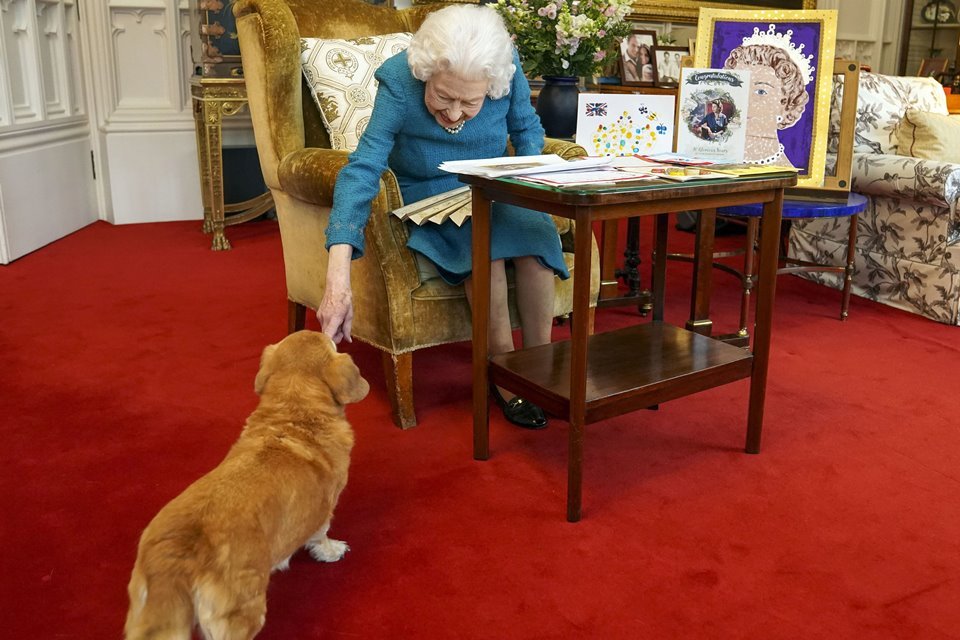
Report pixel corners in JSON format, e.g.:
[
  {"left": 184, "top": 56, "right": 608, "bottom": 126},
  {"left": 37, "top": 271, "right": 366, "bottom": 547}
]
[
  {"left": 190, "top": 77, "right": 274, "bottom": 251},
  {"left": 466, "top": 174, "right": 795, "bottom": 522}
]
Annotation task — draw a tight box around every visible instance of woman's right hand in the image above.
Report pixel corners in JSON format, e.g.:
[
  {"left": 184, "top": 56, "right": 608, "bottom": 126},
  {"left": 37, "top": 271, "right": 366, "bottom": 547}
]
[{"left": 318, "top": 244, "right": 355, "bottom": 344}]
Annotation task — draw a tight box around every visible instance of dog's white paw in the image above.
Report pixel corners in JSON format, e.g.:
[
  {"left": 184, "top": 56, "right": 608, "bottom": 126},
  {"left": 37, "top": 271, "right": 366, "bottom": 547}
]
[
  {"left": 272, "top": 555, "right": 292, "bottom": 572},
  {"left": 307, "top": 538, "right": 349, "bottom": 563}
]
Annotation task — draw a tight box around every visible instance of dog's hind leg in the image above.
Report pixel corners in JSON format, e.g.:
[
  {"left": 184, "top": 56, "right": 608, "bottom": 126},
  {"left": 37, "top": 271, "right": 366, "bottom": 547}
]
[
  {"left": 124, "top": 567, "right": 194, "bottom": 640},
  {"left": 305, "top": 520, "right": 349, "bottom": 562},
  {"left": 195, "top": 571, "right": 267, "bottom": 640}
]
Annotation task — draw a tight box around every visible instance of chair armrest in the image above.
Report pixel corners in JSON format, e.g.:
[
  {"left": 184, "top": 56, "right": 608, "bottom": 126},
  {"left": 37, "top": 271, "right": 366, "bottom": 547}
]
[
  {"left": 852, "top": 153, "right": 960, "bottom": 212},
  {"left": 277, "top": 147, "right": 420, "bottom": 293},
  {"left": 278, "top": 148, "right": 350, "bottom": 206},
  {"left": 544, "top": 138, "right": 587, "bottom": 160}
]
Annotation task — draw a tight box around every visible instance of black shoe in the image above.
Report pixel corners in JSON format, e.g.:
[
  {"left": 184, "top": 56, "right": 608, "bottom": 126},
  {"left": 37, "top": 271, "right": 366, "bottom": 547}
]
[{"left": 490, "top": 386, "right": 547, "bottom": 430}]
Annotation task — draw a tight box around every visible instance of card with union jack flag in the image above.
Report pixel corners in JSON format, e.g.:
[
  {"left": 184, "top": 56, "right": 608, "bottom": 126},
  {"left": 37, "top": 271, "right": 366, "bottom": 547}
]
[
  {"left": 575, "top": 93, "right": 675, "bottom": 157},
  {"left": 584, "top": 102, "right": 608, "bottom": 117}
]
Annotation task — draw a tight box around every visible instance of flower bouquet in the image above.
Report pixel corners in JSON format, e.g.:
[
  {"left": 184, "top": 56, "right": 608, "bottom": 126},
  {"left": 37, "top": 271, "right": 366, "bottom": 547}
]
[{"left": 494, "top": 0, "right": 634, "bottom": 79}]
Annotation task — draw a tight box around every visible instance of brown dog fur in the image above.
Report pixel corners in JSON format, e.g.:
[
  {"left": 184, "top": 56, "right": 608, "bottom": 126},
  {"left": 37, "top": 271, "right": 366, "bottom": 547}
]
[{"left": 124, "top": 331, "right": 369, "bottom": 640}]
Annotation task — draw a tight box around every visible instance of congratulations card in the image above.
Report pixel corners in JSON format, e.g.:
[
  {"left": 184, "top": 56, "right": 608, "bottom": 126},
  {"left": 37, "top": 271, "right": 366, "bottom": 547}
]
[
  {"left": 675, "top": 68, "right": 751, "bottom": 163},
  {"left": 575, "top": 93, "right": 675, "bottom": 157}
]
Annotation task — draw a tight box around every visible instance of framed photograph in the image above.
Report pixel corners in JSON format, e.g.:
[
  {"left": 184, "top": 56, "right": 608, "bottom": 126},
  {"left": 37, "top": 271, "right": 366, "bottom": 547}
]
[
  {"left": 695, "top": 8, "right": 838, "bottom": 189},
  {"left": 618, "top": 29, "right": 658, "bottom": 86},
  {"left": 918, "top": 57, "right": 950, "bottom": 79},
  {"left": 652, "top": 45, "right": 689, "bottom": 87}
]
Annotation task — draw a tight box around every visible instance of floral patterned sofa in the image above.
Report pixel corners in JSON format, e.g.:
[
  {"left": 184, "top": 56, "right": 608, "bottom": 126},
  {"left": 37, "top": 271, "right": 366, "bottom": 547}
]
[{"left": 789, "top": 73, "right": 960, "bottom": 325}]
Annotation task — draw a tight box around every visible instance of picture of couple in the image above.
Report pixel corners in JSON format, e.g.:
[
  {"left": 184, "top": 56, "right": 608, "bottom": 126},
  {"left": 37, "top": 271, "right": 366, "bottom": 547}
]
[
  {"left": 619, "top": 30, "right": 689, "bottom": 88},
  {"left": 619, "top": 30, "right": 656, "bottom": 85}
]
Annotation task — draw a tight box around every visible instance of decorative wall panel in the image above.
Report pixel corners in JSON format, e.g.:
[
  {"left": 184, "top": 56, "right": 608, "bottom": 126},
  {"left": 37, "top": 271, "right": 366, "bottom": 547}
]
[
  {"left": 1, "top": 0, "right": 41, "bottom": 122},
  {"left": 110, "top": 7, "right": 174, "bottom": 109}
]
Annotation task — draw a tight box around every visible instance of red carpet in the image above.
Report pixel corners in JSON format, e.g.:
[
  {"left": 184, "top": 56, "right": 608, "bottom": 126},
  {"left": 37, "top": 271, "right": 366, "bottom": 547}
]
[{"left": 1, "top": 219, "right": 958, "bottom": 639}]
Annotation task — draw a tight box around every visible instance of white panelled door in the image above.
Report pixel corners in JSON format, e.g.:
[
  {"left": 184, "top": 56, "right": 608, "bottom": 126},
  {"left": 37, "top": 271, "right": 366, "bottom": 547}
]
[{"left": 0, "top": 0, "right": 96, "bottom": 264}]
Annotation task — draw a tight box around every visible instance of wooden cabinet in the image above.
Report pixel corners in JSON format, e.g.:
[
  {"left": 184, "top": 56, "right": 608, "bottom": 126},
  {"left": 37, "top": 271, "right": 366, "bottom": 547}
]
[{"left": 899, "top": 0, "right": 960, "bottom": 77}]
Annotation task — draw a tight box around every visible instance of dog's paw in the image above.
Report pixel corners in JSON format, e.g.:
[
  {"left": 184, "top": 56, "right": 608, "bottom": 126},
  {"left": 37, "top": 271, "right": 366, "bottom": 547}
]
[
  {"left": 307, "top": 538, "right": 350, "bottom": 563},
  {"left": 272, "top": 555, "right": 292, "bottom": 572}
]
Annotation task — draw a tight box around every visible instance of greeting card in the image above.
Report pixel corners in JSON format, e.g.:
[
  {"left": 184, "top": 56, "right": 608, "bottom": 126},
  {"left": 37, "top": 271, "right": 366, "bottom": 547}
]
[
  {"left": 575, "top": 93, "right": 675, "bottom": 156},
  {"left": 675, "top": 68, "right": 751, "bottom": 163}
]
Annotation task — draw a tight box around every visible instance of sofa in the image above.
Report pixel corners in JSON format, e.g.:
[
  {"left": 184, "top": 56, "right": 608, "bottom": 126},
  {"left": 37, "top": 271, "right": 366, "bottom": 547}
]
[{"left": 789, "top": 72, "right": 960, "bottom": 325}]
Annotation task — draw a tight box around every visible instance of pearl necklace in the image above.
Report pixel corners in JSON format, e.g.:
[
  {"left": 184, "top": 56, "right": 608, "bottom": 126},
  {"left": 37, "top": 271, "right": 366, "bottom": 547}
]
[
  {"left": 747, "top": 143, "right": 785, "bottom": 166},
  {"left": 442, "top": 120, "right": 465, "bottom": 135}
]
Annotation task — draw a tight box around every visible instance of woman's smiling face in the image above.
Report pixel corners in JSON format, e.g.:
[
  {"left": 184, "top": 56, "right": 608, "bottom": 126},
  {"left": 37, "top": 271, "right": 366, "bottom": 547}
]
[{"left": 424, "top": 71, "right": 489, "bottom": 129}]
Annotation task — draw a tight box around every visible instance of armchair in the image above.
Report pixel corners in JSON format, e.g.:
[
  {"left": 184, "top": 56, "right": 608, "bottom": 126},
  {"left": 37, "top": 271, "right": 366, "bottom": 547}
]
[
  {"left": 789, "top": 73, "right": 960, "bottom": 325},
  {"left": 234, "top": 0, "right": 600, "bottom": 428}
]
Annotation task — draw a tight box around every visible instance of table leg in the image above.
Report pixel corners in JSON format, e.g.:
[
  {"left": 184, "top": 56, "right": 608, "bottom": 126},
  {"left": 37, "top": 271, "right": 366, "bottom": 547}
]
[
  {"left": 652, "top": 213, "right": 668, "bottom": 323},
  {"left": 746, "top": 192, "right": 783, "bottom": 454},
  {"left": 471, "top": 189, "right": 492, "bottom": 461},
  {"left": 599, "top": 219, "right": 620, "bottom": 301},
  {"left": 193, "top": 99, "right": 213, "bottom": 235},
  {"left": 738, "top": 217, "right": 759, "bottom": 340},
  {"left": 202, "top": 100, "right": 231, "bottom": 251},
  {"left": 841, "top": 213, "right": 858, "bottom": 320},
  {"left": 618, "top": 217, "right": 642, "bottom": 302},
  {"left": 567, "top": 208, "right": 592, "bottom": 523},
  {"left": 686, "top": 208, "right": 716, "bottom": 335}
]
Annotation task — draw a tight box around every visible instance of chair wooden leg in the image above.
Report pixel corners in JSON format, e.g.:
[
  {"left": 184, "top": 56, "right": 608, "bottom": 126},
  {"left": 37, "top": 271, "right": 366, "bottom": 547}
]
[
  {"left": 382, "top": 350, "right": 416, "bottom": 429},
  {"left": 841, "top": 213, "right": 858, "bottom": 321},
  {"left": 288, "top": 300, "right": 306, "bottom": 334}
]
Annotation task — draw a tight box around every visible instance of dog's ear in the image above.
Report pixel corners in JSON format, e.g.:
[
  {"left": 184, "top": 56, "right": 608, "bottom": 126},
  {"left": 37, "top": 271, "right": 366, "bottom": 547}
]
[
  {"left": 326, "top": 353, "right": 370, "bottom": 405},
  {"left": 254, "top": 344, "right": 279, "bottom": 395}
]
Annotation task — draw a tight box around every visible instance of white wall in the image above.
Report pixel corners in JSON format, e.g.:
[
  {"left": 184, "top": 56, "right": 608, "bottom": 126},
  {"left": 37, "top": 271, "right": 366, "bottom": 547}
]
[
  {"left": 0, "top": 0, "right": 96, "bottom": 262},
  {"left": 81, "top": 0, "right": 206, "bottom": 225},
  {"left": 823, "top": 0, "right": 905, "bottom": 75}
]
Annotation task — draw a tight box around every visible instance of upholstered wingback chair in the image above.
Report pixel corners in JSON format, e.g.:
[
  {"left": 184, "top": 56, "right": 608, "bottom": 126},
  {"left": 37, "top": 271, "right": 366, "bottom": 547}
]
[
  {"left": 233, "top": 0, "right": 600, "bottom": 428},
  {"left": 790, "top": 73, "right": 960, "bottom": 325}
]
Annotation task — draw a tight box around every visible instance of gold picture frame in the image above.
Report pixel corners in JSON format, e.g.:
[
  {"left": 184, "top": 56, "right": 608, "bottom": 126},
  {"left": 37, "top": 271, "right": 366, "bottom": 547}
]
[
  {"left": 695, "top": 8, "right": 837, "bottom": 190},
  {"left": 628, "top": 1, "right": 816, "bottom": 23}
]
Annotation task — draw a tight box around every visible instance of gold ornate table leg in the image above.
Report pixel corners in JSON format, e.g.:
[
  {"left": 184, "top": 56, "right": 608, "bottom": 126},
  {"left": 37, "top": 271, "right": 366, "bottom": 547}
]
[
  {"left": 191, "top": 78, "right": 274, "bottom": 251},
  {"left": 201, "top": 98, "right": 230, "bottom": 251},
  {"left": 193, "top": 98, "right": 214, "bottom": 235}
]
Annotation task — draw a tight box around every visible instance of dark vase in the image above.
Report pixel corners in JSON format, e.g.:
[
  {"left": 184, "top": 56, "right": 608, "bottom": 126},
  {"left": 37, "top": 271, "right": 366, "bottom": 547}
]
[{"left": 535, "top": 76, "right": 580, "bottom": 139}]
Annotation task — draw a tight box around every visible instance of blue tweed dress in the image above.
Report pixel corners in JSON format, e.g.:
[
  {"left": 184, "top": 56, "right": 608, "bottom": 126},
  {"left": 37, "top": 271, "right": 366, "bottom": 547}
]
[{"left": 326, "top": 50, "right": 569, "bottom": 285}]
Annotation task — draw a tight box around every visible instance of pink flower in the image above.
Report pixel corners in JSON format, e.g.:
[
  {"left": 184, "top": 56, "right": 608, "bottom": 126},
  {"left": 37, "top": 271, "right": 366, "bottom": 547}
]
[
  {"left": 593, "top": 50, "right": 606, "bottom": 62},
  {"left": 597, "top": 29, "right": 606, "bottom": 37}
]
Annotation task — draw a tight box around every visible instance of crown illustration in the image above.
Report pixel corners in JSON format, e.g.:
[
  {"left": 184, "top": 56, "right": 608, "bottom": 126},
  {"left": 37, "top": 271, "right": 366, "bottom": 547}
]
[{"left": 740, "top": 24, "right": 815, "bottom": 86}]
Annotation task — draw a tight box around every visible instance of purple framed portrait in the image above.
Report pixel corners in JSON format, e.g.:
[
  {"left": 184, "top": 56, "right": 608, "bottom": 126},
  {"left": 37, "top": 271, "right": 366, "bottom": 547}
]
[{"left": 695, "top": 10, "right": 838, "bottom": 189}]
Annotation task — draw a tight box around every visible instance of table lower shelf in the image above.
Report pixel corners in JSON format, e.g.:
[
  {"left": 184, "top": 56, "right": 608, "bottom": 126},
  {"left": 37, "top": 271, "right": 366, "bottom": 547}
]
[{"left": 490, "top": 322, "right": 754, "bottom": 424}]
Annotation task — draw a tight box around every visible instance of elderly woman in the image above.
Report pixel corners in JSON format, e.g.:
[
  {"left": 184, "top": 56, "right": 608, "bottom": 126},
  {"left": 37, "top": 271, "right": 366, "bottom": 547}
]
[
  {"left": 724, "top": 43, "right": 808, "bottom": 167},
  {"left": 320, "top": 4, "right": 566, "bottom": 429}
]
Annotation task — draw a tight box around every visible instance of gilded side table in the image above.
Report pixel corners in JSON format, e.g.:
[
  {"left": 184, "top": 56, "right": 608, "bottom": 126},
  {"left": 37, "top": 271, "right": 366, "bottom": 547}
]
[{"left": 190, "top": 77, "right": 274, "bottom": 250}]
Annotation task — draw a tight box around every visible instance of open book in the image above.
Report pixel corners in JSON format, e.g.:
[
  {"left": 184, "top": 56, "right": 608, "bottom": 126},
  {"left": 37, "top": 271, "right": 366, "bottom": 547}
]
[{"left": 390, "top": 186, "right": 472, "bottom": 227}]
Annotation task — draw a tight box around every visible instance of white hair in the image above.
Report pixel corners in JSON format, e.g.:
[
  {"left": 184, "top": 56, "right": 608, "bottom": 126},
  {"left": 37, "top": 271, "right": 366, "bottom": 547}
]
[{"left": 406, "top": 4, "right": 516, "bottom": 100}]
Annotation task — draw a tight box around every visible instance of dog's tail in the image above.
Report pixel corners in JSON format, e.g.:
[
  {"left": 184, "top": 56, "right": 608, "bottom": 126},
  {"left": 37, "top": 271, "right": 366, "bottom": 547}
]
[{"left": 124, "top": 563, "right": 194, "bottom": 640}]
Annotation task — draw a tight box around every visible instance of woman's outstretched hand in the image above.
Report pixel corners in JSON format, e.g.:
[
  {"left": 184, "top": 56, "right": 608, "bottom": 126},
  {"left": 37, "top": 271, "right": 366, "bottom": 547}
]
[{"left": 318, "top": 244, "right": 354, "bottom": 344}]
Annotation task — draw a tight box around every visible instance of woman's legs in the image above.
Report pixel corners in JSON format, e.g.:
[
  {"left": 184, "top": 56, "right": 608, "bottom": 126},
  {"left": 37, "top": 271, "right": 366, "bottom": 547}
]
[
  {"left": 464, "top": 257, "right": 553, "bottom": 429},
  {"left": 464, "top": 259, "right": 515, "bottom": 359},
  {"left": 512, "top": 255, "right": 555, "bottom": 348}
]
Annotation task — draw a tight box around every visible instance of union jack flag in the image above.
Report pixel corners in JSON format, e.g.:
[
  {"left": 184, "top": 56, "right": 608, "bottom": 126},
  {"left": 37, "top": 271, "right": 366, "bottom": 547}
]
[{"left": 584, "top": 102, "right": 607, "bottom": 117}]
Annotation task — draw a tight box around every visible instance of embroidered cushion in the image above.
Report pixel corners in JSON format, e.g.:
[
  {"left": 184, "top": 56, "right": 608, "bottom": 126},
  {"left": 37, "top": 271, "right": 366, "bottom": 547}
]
[
  {"left": 894, "top": 108, "right": 960, "bottom": 163},
  {"left": 827, "top": 73, "right": 948, "bottom": 156},
  {"left": 300, "top": 33, "right": 413, "bottom": 151}
]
